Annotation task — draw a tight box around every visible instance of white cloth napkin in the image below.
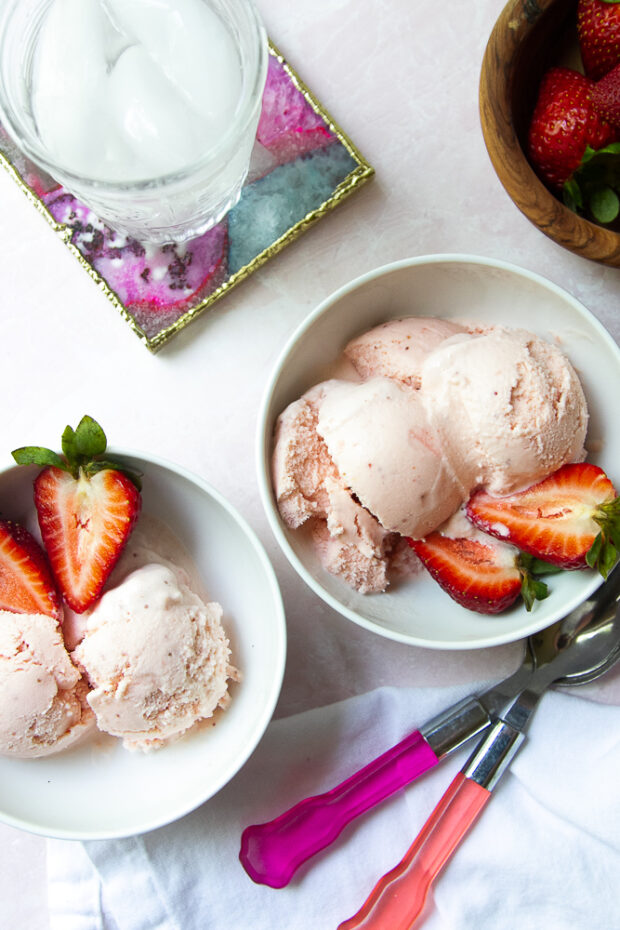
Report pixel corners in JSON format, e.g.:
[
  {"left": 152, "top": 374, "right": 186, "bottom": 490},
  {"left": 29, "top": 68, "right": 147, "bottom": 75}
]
[{"left": 46, "top": 684, "right": 620, "bottom": 930}]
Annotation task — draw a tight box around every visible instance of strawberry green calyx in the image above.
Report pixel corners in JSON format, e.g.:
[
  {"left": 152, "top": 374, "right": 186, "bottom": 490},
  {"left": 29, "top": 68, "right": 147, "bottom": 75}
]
[
  {"left": 586, "top": 496, "right": 620, "bottom": 577},
  {"left": 12, "top": 415, "right": 142, "bottom": 489},
  {"left": 517, "top": 553, "right": 553, "bottom": 612},
  {"left": 563, "top": 142, "right": 620, "bottom": 224}
]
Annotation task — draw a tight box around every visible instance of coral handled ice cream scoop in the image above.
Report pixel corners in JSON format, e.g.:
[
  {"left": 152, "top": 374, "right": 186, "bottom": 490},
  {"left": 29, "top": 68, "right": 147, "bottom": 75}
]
[
  {"left": 337, "top": 566, "right": 620, "bottom": 930},
  {"left": 239, "top": 566, "right": 620, "bottom": 889}
]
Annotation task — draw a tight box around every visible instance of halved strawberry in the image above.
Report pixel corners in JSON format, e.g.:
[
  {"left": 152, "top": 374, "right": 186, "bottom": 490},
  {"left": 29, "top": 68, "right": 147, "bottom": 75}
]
[
  {"left": 466, "top": 463, "right": 619, "bottom": 577},
  {"left": 0, "top": 519, "right": 61, "bottom": 619},
  {"left": 12, "top": 416, "right": 141, "bottom": 613},
  {"left": 407, "top": 534, "right": 548, "bottom": 615}
]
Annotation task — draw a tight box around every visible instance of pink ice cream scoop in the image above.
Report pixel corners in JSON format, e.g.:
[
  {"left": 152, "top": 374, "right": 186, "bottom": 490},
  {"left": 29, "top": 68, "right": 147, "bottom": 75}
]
[
  {"left": 344, "top": 317, "right": 466, "bottom": 387},
  {"left": 317, "top": 378, "right": 463, "bottom": 539},
  {"left": 420, "top": 327, "right": 588, "bottom": 495},
  {"left": 73, "top": 563, "right": 236, "bottom": 751},
  {"left": 272, "top": 383, "right": 407, "bottom": 594},
  {"left": 0, "top": 610, "right": 94, "bottom": 758}
]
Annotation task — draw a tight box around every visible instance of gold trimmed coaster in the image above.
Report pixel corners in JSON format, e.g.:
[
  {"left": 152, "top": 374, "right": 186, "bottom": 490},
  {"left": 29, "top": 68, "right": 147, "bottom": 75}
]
[{"left": 0, "top": 41, "right": 374, "bottom": 352}]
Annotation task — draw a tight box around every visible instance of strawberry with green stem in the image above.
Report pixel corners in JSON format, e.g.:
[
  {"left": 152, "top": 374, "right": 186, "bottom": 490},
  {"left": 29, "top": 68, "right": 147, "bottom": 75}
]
[
  {"left": 407, "top": 534, "right": 551, "bottom": 615},
  {"left": 527, "top": 66, "right": 620, "bottom": 223},
  {"left": 466, "top": 463, "right": 620, "bottom": 579},
  {"left": 12, "top": 416, "right": 142, "bottom": 613}
]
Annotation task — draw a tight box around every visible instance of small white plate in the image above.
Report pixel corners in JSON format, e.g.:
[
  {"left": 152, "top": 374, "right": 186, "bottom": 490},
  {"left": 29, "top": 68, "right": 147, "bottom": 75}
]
[
  {"left": 0, "top": 452, "right": 286, "bottom": 839},
  {"left": 257, "top": 254, "right": 620, "bottom": 649}
]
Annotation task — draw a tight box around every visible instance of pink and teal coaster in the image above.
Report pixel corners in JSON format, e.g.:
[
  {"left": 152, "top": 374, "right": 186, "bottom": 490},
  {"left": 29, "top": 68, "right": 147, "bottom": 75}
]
[{"left": 0, "top": 41, "right": 374, "bottom": 352}]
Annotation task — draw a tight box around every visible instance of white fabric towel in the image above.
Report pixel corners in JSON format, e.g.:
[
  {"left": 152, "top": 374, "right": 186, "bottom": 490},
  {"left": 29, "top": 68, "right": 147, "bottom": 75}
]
[{"left": 47, "top": 684, "right": 620, "bottom": 930}]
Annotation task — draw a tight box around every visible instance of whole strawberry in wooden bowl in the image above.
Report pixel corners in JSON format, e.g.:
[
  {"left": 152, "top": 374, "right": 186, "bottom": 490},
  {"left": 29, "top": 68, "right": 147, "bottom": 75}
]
[{"left": 480, "top": 0, "right": 620, "bottom": 266}]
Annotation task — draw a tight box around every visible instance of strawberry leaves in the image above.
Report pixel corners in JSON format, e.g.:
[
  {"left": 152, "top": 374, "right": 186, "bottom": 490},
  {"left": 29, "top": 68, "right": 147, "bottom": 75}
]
[
  {"left": 518, "top": 553, "right": 557, "bottom": 611},
  {"left": 12, "top": 415, "right": 142, "bottom": 489},
  {"left": 563, "top": 142, "right": 620, "bottom": 223},
  {"left": 61, "top": 416, "right": 107, "bottom": 465},
  {"left": 586, "top": 495, "right": 620, "bottom": 576}
]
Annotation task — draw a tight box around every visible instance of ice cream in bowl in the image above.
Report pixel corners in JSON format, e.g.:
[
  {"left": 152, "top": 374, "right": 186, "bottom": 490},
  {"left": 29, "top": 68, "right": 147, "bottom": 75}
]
[
  {"left": 257, "top": 254, "right": 620, "bottom": 649},
  {"left": 0, "top": 418, "right": 285, "bottom": 839}
]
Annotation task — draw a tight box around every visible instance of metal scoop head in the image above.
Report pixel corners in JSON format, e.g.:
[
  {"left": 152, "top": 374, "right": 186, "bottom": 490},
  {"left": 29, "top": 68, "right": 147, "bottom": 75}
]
[{"left": 525, "top": 562, "right": 620, "bottom": 689}]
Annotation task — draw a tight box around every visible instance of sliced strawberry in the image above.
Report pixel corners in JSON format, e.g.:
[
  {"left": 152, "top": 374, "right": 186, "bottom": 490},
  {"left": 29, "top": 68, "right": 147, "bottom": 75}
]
[
  {"left": 13, "top": 416, "right": 142, "bottom": 613},
  {"left": 33, "top": 466, "right": 140, "bottom": 612},
  {"left": 0, "top": 519, "right": 61, "bottom": 619},
  {"left": 466, "top": 463, "right": 619, "bottom": 577},
  {"left": 407, "top": 534, "right": 548, "bottom": 615}
]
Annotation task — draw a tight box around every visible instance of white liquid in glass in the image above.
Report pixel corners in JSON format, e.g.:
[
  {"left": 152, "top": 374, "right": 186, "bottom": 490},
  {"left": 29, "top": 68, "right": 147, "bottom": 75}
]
[{"left": 31, "top": 0, "right": 244, "bottom": 182}]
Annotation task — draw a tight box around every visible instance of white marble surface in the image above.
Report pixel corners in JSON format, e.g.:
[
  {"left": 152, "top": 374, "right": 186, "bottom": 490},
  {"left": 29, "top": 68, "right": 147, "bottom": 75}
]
[{"left": 0, "top": 0, "right": 618, "bottom": 926}]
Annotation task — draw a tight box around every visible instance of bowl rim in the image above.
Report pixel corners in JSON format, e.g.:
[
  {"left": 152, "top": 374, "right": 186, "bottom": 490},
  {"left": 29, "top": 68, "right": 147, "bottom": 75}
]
[
  {"left": 0, "top": 446, "right": 287, "bottom": 839},
  {"left": 256, "top": 252, "right": 619, "bottom": 649}
]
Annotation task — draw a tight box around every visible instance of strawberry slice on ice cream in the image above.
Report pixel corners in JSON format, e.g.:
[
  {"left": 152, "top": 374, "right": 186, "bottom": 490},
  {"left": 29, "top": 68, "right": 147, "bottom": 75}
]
[
  {"left": 407, "top": 534, "right": 549, "bottom": 615},
  {"left": 12, "top": 416, "right": 141, "bottom": 613},
  {"left": 466, "top": 463, "right": 620, "bottom": 577},
  {"left": 0, "top": 519, "right": 61, "bottom": 619}
]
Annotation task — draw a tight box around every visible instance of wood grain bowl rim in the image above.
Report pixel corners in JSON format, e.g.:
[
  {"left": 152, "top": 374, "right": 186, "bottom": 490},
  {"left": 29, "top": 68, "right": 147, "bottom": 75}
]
[{"left": 479, "top": 0, "right": 620, "bottom": 267}]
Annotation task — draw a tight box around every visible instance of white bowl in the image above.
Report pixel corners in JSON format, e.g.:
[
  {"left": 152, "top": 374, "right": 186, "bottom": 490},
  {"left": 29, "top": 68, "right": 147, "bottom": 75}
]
[
  {"left": 0, "top": 451, "right": 286, "bottom": 839},
  {"left": 257, "top": 254, "right": 620, "bottom": 649}
]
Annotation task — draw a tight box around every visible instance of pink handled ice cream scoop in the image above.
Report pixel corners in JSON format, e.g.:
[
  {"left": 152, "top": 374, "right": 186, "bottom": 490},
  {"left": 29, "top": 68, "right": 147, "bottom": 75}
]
[
  {"left": 238, "top": 670, "right": 535, "bottom": 888},
  {"left": 239, "top": 565, "right": 620, "bottom": 888},
  {"left": 337, "top": 565, "right": 620, "bottom": 929}
]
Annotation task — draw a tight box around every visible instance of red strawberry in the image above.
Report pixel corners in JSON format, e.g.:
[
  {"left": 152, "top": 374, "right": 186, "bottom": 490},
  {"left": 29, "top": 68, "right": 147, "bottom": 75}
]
[
  {"left": 12, "top": 416, "right": 142, "bottom": 613},
  {"left": 407, "top": 534, "right": 548, "bottom": 615},
  {"left": 527, "top": 67, "right": 616, "bottom": 189},
  {"left": 578, "top": 0, "right": 620, "bottom": 81},
  {"left": 466, "top": 463, "right": 619, "bottom": 576},
  {"left": 0, "top": 519, "right": 61, "bottom": 619},
  {"left": 591, "top": 60, "right": 620, "bottom": 126}
]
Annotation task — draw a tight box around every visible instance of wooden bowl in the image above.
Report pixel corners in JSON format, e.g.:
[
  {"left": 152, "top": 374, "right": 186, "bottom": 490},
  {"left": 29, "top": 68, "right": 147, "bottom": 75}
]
[{"left": 479, "top": 0, "right": 620, "bottom": 266}]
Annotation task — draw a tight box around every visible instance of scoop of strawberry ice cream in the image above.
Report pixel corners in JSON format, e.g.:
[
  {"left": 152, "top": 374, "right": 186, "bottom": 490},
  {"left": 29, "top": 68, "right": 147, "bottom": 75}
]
[
  {"left": 0, "top": 610, "right": 94, "bottom": 758},
  {"left": 73, "top": 562, "right": 236, "bottom": 751},
  {"left": 317, "top": 377, "right": 463, "bottom": 538},
  {"left": 344, "top": 317, "right": 466, "bottom": 387},
  {"left": 271, "top": 382, "right": 406, "bottom": 593},
  {"left": 420, "top": 327, "right": 588, "bottom": 495}
]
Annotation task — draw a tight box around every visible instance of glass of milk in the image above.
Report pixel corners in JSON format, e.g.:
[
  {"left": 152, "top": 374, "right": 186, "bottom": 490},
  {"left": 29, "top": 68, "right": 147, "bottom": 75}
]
[{"left": 0, "top": 0, "right": 267, "bottom": 242}]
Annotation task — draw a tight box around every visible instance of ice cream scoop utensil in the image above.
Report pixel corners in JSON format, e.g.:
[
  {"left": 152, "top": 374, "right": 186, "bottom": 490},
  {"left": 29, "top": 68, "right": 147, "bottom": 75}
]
[
  {"left": 337, "top": 566, "right": 620, "bottom": 930},
  {"left": 239, "top": 567, "right": 620, "bottom": 888},
  {"left": 238, "top": 658, "right": 532, "bottom": 888}
]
